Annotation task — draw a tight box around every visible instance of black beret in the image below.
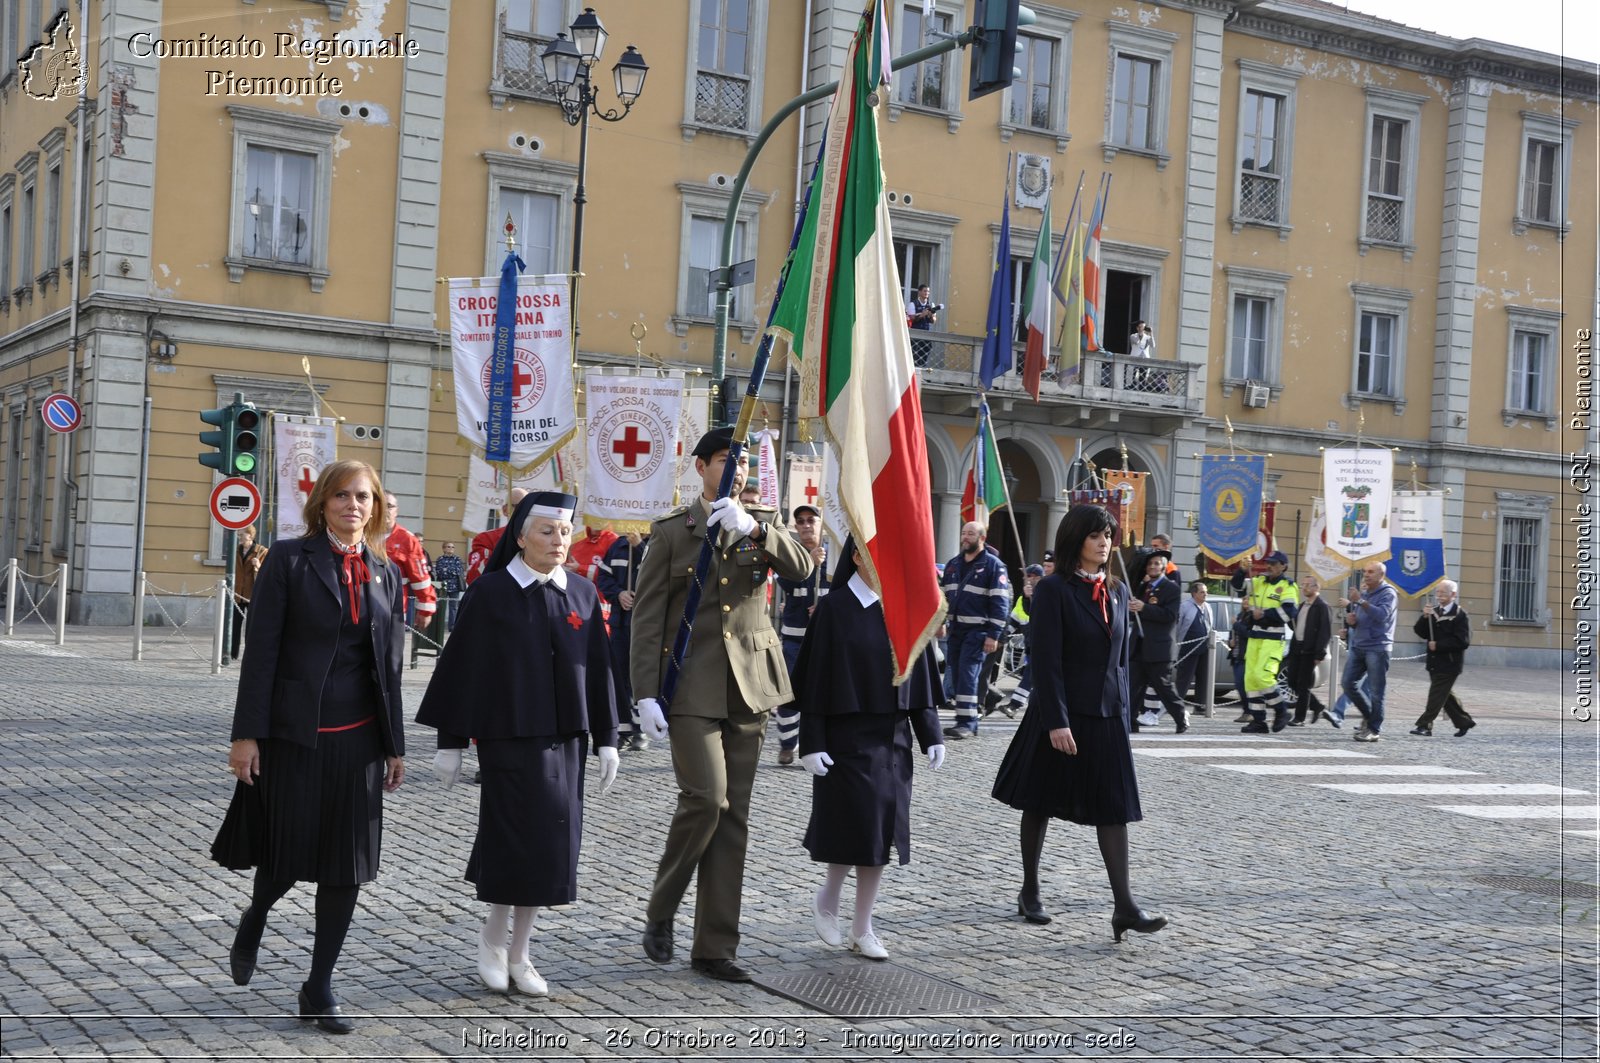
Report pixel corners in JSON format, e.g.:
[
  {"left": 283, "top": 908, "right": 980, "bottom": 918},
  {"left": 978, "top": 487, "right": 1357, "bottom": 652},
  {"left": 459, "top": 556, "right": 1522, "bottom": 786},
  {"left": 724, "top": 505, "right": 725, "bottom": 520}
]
[{"left": 691, "top": 426, "right": 737, "bottom": 459}]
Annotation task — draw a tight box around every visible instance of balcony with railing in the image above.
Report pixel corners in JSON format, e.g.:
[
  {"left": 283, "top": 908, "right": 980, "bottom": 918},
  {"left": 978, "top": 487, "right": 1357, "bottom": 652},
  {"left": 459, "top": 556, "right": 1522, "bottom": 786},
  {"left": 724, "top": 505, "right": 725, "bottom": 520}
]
[{"left": 909, "top": 330, "right": 1202, "bottom": 428}]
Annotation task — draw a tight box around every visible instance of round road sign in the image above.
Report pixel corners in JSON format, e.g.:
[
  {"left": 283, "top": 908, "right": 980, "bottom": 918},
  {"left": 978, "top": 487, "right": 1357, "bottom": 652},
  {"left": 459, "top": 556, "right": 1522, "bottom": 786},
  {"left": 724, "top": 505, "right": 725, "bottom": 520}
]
[
  {"left": 40, "top": 393, "right": 82, "bottom": 434},
  {"left": 209, "top": 477, "right": 262, "bottom": 531}
]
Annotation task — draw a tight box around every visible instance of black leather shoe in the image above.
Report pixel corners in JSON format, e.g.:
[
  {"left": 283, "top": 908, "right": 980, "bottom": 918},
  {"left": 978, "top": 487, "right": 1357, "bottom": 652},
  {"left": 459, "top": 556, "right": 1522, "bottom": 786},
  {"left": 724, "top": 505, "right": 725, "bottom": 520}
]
[
  {"left": 642, "top": 919, "right": 673, "bottom": 963},
  {"left": 1111, "top": 909, "right": 1169, "bottom": 943},
  {"left": 1455, "top": 721, "right": 1475, "bottom": 737},
  {"left": 1240, "top": 721, "right": 1269, "bottom": 734},
  {"left": 1017, "top": 890, "right": 1052, "bottom": 925},
  {"left": 228, "top": 943, "right": 257, "bottom": 986},
  {"left": 297, "top": 988, "right": 355, "bottom": 1034},
  {"left": 691, "top": 957, "right": 752, "bottom": 982}
]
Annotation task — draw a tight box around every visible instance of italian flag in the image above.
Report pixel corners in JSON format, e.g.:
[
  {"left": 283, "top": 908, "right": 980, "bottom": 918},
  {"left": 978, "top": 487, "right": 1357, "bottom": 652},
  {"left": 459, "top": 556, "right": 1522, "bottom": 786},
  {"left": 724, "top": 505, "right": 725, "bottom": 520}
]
[
  {"left": 768, "top": 0, "right": 946, "bottom": 682},
  {"left": 960, "top": 400, "right": 1008, "bottom": 526},
  {"left": 1021, "top": 194, "right": 1053, "bottom": 400}
]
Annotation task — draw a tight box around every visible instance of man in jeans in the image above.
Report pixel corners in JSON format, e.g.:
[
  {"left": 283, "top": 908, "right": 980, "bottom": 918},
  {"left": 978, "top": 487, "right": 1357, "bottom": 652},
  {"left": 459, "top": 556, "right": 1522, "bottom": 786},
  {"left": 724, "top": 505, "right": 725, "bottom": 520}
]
[{"left": 1334, "top": 562, "right": 1397, "bottom": 741}]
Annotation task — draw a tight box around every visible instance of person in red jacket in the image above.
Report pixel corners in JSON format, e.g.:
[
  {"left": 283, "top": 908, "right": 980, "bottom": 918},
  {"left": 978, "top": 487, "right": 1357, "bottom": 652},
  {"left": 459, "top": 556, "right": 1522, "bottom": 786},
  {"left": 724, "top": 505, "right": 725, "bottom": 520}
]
[
  {"left": 384, "top": 493, "right": 437, "bottom": 625},
  {"left": 566, "top": 525, "right": 619, "bottom": 586},
  {"left": 466, "top": 488, "right": 528, "bottom": 586}
]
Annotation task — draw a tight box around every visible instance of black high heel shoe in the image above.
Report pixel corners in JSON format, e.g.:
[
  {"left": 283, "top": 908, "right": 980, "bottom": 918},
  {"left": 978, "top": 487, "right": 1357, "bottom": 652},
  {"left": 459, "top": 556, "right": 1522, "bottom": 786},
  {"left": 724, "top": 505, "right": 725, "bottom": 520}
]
[
  {"left": 1111, "top": 909, "right": 1168, "bottom": 942},
  {"left": 1017, "top": 890, "right": 1052, "bottom": 925},
  {"left": 297, "top": 988, "right": 355, "bottom": 1035}
]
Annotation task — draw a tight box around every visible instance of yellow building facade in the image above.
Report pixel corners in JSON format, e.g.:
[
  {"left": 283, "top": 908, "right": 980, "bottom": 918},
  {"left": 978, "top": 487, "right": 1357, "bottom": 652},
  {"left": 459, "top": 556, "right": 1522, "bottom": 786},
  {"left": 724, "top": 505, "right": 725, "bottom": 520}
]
[{"left": 0, "top": 0, "right": 1593, "bottom": 667}]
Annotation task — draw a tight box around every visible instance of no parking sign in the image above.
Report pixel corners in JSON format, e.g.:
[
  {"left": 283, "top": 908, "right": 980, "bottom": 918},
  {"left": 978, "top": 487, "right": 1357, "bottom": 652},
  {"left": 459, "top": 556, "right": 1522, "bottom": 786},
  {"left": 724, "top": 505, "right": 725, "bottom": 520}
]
[{"left": 40, "top": 393, "right": 82, "bottom": 434}]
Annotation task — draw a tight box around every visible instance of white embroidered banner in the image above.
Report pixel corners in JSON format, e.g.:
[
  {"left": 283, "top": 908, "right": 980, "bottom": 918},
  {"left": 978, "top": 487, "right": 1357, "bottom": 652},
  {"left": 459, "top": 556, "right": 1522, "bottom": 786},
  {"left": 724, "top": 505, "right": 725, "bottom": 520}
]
[
  {"left": 273, "top": 415, "right": 338, "bottom": 539},
  {"left": 1321, "top": 448, "right": 1393, "bottom": 564},
  {"left": 582, "top": 373, "right": 685, "bottom": 532}
]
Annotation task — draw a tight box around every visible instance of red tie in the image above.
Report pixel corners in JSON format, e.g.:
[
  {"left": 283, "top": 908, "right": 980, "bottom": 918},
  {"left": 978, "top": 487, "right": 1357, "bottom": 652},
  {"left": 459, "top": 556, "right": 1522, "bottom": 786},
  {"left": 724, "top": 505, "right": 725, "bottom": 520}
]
[
  {"left": 1081, "top": 575, "right": 1108, "bottom": 625},
  {"left": 336, "top": 547, "right": 371, "bottom": 623}
]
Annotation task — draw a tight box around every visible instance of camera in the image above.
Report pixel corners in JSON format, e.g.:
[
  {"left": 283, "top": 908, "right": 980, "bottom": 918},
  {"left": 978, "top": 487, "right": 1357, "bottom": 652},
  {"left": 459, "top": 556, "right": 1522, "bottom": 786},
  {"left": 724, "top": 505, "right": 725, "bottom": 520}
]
[{"left": 934, "top": 302, "right": 945, "bottom": 311}]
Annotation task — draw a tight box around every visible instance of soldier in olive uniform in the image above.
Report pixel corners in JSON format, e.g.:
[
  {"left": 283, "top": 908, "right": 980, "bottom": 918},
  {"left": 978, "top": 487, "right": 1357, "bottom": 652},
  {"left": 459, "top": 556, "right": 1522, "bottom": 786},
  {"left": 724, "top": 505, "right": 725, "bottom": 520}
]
[{"left": 632, "top": 427, "right": 814, "bottom": 983}]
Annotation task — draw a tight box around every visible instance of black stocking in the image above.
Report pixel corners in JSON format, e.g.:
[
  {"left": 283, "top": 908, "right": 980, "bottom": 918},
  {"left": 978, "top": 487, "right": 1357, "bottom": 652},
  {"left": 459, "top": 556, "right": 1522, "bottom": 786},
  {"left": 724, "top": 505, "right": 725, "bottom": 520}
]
[
  {"left": 1096, "top": 823, "right": 1137, "bottom": 914},
  {"left": 1020, "top": 811, "right": 1050, "bottom": 897},
  {"left": 304, "top": 884, "right": 360, "bottom": 1006},
  {"left": 237, "top": 870, "right": 293, "bottom": 951}
]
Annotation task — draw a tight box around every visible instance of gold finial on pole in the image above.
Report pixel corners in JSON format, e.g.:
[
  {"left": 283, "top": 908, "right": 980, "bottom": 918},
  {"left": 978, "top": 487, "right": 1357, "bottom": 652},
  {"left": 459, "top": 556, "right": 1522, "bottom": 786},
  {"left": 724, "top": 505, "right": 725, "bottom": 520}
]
[
  {"left": 503, "top": 214, "right": 518, "bottom": 254},
  {"left": 1118, "top": 440, "right": 1129, "bottom": 471},
  {"left": 631, "top": 321, "right": 647, "bottom": 371}
]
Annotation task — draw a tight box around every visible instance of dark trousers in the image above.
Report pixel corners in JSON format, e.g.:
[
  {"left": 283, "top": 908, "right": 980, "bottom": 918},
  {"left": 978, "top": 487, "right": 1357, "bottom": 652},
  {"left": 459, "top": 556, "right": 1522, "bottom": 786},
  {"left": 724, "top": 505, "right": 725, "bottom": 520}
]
[
  {"left": 1131, "top": 658, "right": 1186, "bottom": 723},
  {"left": 1174, "top": 621, "right": 1210, "bottom": 701},
  {"left": 229, "top": 602, "right": 248, "bottom": 661},
  {"left": 1415, "top": 671, "right": 1473, "bottom": 731},
  {"left": 608, "top": 615, "right": 636, "bottom": 732}
]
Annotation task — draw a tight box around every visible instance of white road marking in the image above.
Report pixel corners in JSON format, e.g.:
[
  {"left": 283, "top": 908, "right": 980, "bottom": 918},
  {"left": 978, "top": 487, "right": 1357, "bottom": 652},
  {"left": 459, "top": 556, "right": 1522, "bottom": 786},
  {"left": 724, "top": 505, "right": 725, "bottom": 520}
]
[
  {"left": 1430, "top": 805, "right": 1600, "bottom": 819},
  {"left": 1136, "top": 747, "right": 1378, "bottom": 758},
  {"left": 1315, "top": 783, "right": 1586, "bottom": 796},
  {"left": 1218, "top": 764, "right": 1482, "bottom": 776},
  {"left": 1564, "top": 829, "right": 1600, "bottom": 838}
]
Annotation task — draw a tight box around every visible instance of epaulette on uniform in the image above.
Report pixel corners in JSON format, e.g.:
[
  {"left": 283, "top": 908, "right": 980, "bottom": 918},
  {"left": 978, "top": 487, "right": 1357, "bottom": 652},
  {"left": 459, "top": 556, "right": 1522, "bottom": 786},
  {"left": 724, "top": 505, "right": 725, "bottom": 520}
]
[{"left": 655, "top": 505, "right": 689, "bottom": 525}]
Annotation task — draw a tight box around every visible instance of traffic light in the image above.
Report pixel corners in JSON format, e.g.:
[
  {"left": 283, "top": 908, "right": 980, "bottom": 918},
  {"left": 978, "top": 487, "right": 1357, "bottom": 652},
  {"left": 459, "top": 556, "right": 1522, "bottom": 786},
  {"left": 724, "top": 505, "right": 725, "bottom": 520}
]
[
  {"left": 199, "top": 404, "right": 234, "bottom": 474},
  {"left": 232, "top": 404, "right": 261, "bottom": 478},
  {"left": 968, "top": 0, "right": 1036, "bottom": 101}
]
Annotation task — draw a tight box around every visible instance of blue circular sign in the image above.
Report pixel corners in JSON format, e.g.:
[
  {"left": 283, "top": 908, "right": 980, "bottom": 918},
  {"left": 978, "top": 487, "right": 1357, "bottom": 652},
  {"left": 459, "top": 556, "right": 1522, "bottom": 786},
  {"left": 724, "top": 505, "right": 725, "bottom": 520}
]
[{"left": 40, "top": 393, "right": 82, "bottom": 434}]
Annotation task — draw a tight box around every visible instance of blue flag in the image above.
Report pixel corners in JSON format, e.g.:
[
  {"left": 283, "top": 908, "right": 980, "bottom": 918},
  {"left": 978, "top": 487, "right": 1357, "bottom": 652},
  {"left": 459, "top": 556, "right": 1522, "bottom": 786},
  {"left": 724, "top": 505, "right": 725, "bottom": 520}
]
[
  {"left": 1197, "top": 455, "right": 1265, "bottom": 568},
  {"left": 978, "top": 160, "right": 1014, "bottom": 389},
  {"left": 1388, "top": 490, "right": 1448, "bottom": 598},
  {"left": 486, "top": 250, "right": 525, "bottom": 462}
]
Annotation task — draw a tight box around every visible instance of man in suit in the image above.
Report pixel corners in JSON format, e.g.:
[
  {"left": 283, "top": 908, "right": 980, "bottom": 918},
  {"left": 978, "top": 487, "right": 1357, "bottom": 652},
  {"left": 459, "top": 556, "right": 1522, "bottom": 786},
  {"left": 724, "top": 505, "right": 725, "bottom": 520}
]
[
  {"left": 1173, "top": 580, "right": 1212, "bottom": 706},
  {"left": 1409, "top": 579, "right": 1475, "bottom": 737},
  {"left": 631, "top": 427, "right": 813, "bottom": 983},
  {"left": 1130, "top": 548, "right": 1188, "bottom": 733},
  {"left": 1286, "top": 573, "right": 1333, "bottom": 725}
]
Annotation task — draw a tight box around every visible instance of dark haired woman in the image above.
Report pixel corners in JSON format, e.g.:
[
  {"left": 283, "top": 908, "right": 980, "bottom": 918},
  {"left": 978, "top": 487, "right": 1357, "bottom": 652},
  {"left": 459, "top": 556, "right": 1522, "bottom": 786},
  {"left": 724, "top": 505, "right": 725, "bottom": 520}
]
[
  {"left": 991, "top": 503, "right": 1166, "bottom": 941},
  {"left": 214, "top": 460, "right": 407, "bottom": 1033}
]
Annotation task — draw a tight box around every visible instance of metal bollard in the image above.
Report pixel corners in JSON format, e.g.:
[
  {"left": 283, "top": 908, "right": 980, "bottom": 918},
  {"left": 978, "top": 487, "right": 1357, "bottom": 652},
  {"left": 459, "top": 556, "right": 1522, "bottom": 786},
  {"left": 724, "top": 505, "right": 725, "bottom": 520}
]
[
  {"left": 212, "top": 580, "right": 227, "bottom": 676},
  {"left": 133, "top": 573, "right": 146, "bottom": 661},
  {"left": 1202, "top": 631, "right": 1217, "bottom": 719},
  {"left": 3, "top": 558, "right": 15, "bottom": 636},
  {"left": 54, "top": 565, "right": 67, "bottom": 646},
  {"left": 1326, "top": 637, "right": 1343, "bottom": 711}
]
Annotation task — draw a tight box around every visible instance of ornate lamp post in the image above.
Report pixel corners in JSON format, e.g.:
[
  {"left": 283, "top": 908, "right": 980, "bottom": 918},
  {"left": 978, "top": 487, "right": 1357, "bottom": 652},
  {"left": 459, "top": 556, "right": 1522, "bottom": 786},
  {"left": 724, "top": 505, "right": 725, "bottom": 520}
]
[{"left": 540, "top": 8, "right": 648, "bottom": 348}]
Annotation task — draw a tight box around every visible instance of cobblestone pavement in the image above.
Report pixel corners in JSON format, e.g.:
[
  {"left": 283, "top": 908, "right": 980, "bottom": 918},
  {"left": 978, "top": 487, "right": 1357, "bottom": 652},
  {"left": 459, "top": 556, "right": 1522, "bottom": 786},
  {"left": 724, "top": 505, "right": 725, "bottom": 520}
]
[{"left": 0, "top": 625, "right": 1595, "bottom": 1061}]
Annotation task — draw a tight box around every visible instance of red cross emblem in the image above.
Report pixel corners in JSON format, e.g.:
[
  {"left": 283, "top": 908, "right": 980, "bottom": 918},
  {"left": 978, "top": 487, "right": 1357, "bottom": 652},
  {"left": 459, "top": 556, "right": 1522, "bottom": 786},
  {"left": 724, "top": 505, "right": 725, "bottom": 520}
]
[
  {"left": 611, "top": 425, "right": 652, "bottom": 468},
  {"left": 298, "top": 466, "right": 317, "bottom": 497},
  {"left": 513, "top": 362, "right": 535, "bottom": 397},
  {"left": 566, "top": 611, "right": 583, "bottom": 630},
  {"left": 804, "top": 478, "right": 819, "bottom": 504}
]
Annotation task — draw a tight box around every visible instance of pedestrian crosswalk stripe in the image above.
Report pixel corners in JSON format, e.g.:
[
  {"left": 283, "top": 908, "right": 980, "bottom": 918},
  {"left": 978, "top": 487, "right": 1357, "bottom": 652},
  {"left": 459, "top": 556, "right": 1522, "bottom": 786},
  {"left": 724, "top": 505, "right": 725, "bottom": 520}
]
[
  {"left": 1315, "top": 783, "right": 1586, "bottom": 796},
  {"left": 1429, "top": 805, "right": 1600, "bottom": 819},
  {"left": 1218, "top": 764, "right": 1482, "bottom": 776},
  {"left": 1565, "top": 829, "right": 1600, "bottom": 837},
  {"left": 1136, "top": 747, "right": 1378, "bottom": 758}
]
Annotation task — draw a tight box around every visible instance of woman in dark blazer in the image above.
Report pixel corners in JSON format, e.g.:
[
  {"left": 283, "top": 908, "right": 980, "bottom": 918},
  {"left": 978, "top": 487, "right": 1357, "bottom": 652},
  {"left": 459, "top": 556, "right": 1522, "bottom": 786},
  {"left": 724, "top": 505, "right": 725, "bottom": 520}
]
[
  {"left": 214, "top": 459, "right": 406, "bottom": 1034},
  {"left": 992, "top": 504, "right": 1167, "bottom": 941},
  {"left": 1287, "top": 573, "right": 1333, "bottom": 725},
  {"left": 792, "top": 541, "right": 945, "bottom": 961}
]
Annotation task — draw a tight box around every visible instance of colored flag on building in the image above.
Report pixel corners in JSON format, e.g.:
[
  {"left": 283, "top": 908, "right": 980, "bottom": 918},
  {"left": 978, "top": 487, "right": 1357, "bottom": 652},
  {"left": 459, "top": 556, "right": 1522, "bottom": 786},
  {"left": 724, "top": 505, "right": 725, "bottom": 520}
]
[
  {"left": 1049, "top": 174, "right": 1085, "bottom": 384},
  {"left": 772, "top": 0, "right": 947, "bottom": 682},
  {"left": 1080, "top": 174, "right": 1110, "bottom": 353},
  {"left": 1021, "top": 192, "right": 1053, "bottom": 400},
  {"left": 582, "top": 372, "right": 685, "bottom": 533},
  {"left": 1197, "top": 454, "right": 1265, "bottom": 567},
  {"left": 960, "top": 401, "right": 1008, "bottom": 525},
  {"left": 1321, "top": 447, "right": 1394, "bottom": 564},
  {"left": 978, "top": 158, "right": 1014, "bottom": 389},
  {"left": 1388, "top": 490, "right": 1447, "bottom": 598}
]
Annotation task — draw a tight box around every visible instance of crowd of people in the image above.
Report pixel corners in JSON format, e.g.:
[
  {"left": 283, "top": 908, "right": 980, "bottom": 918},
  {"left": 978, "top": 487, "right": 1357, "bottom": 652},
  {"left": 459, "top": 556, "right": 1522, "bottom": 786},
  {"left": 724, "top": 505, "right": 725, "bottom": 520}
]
[{"left": 211, "top": 448, "right": 1474, "bottom": 1030}]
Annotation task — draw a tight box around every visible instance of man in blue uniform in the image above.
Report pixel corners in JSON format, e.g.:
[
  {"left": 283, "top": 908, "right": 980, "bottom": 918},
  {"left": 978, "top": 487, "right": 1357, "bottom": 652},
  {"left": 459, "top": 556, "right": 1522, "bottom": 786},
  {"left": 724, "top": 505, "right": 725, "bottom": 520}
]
[
  {"left": 773, "top": 502, "right": 828, "bottom": 765},
  {"left": 940, "top": 521, "right": 1010, "bottom": 739},
  {"left": 597, "top": 531, "right": 649, "bottom": 751}
]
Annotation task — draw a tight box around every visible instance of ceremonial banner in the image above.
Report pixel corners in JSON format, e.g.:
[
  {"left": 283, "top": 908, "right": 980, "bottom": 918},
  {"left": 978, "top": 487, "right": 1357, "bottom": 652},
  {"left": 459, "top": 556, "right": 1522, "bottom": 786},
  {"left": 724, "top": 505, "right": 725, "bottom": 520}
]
[
  {"left": 273, "top": 415, "right": 337, "bottom": 539},
  {"left": 755, "top": 430, "right": 781, "bottom": 509},
  {"left": 1388, "top": 490, "right": 1447, "bottom": 598},
  {"left": 1304, "top": 498, "right": 1351, "bottom": 585},
  {"left": 1198, "top": 455, "right": 1265, "bottom": 567},
  {"left": 1322, "top": 447, "right": 1393, "bottom": 564},
  {"left": 463, "top": 455, "right": 564, "bottom": 536},
  {"left": 675, "top": 388, "right": 710, "bottom": 508},
  {"left": 1204, "top": 501, "right": 1279, "bottom": 577},
  {"left": 818, "top": 441, "right": 851, "bottom": 575},
  {"left": 582, "top": 373, "right": 683, "bottom": 533},
  {"left": 787, "top": 454, "right": 824, "bottom": 518},
  {"left": 448, "top": 272, "right": 576, "bottom": 471},
  {"left": 1103, "top": 470, "right": 1148, "bottom": 547},
  {"left": 1066, "top": 489, "right": 1125, "bottom": 542}
]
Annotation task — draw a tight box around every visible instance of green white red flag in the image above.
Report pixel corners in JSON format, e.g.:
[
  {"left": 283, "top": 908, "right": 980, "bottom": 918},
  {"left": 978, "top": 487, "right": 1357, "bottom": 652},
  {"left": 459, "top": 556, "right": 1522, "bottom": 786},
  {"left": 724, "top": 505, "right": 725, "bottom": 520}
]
[
  {"left": 767, "top": 0, "right": 946, "bottom": 682},
  {"left": 1021, "top": 193, "right": 1053, "bottom": 399}
]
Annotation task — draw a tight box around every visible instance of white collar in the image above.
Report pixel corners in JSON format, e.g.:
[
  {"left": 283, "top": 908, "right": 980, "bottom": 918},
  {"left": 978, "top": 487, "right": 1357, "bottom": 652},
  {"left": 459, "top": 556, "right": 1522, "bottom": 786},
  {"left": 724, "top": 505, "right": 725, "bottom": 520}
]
[
  {"left": 848, "top": 571, "right": 879, "bottom": 606},
  {"left": 507, "top": 555, "right": 567, "bottom": 591}
]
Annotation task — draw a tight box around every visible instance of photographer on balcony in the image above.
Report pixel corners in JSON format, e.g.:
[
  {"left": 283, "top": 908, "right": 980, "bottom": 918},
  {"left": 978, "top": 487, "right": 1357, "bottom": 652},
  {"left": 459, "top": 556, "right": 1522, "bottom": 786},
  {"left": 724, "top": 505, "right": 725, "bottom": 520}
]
[{"left": 906, "top": 284, "right": 942, "bottom": 368}]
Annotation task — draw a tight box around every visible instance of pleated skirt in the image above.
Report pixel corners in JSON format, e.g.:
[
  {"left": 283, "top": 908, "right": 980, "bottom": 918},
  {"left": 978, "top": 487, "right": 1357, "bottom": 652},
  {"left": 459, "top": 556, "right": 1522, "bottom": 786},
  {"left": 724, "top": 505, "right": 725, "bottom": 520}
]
[
  {"left": 991, "top": 707, "right": 1142, "bottom": 826},
  {"left": 212, "top": 722, "right": 386, "bottom": 885},
  {"left": 803, "top": 713, "right": 914, "bottom": 867},
  {"left": 467, "top": 734, "right": 586, "bottom": 906}
]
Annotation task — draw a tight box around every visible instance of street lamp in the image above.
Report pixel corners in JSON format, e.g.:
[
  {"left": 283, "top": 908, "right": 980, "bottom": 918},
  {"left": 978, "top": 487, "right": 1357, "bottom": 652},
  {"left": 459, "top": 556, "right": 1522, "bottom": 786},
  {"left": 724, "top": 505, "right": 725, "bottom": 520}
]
[{"left": 540, "top": 8, "right": 648, "bottom": 349}]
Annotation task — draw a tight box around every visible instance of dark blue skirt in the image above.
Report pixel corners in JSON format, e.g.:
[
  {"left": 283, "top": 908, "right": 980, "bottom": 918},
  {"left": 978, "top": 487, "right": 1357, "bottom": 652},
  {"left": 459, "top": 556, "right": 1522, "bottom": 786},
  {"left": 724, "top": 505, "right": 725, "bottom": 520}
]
[
  {"left": 467, "top": 734, "right": 587, "bottom": 906},
  {"left": 991, "top": 707, "right": 1142, "bottom": 826},
  {"left": 803, "top": 712, "right": 914, "bottom": 867}
]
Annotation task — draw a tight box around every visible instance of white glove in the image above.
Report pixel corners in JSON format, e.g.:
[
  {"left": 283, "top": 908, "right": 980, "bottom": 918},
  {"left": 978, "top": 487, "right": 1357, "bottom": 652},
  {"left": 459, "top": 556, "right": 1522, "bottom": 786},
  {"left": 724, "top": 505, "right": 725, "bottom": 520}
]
[
  {"left": 706, "top": 496, "right": 758, "bottom": 539},
  {"left": 596, "top": 746, "right": 619, "bottom": 794},
  {"left": 431, "top": 748, "right": 463, "bottom": 786},
  {"left": 800, "top": 751, "right": 834, "bottom": 777},
  {"left": 926, "top": 744, "right": 946, "bottom": 771},
  {"left": 637, "top": 698, "right": 669, "bottom": 741}
]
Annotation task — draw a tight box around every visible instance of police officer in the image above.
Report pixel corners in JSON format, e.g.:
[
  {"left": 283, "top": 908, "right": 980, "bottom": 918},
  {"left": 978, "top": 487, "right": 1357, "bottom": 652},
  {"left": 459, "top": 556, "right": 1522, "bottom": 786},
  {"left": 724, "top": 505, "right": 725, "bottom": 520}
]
[
  {"left": 940, "top": 521, "right": 1010, "bottom": 739},
  {"left": 631, "top": 427, "right": 813, "bottom": 983},
  {"left": 773, "top": 502, "right": 828, "bottom": 765}
]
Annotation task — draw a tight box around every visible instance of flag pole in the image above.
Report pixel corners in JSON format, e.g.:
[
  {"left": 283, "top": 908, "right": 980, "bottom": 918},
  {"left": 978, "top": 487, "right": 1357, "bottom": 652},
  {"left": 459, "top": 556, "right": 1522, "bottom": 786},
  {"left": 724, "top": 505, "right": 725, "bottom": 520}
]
[{"left": 986, "top": 404, "right": 1029, "bottom": 566}]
